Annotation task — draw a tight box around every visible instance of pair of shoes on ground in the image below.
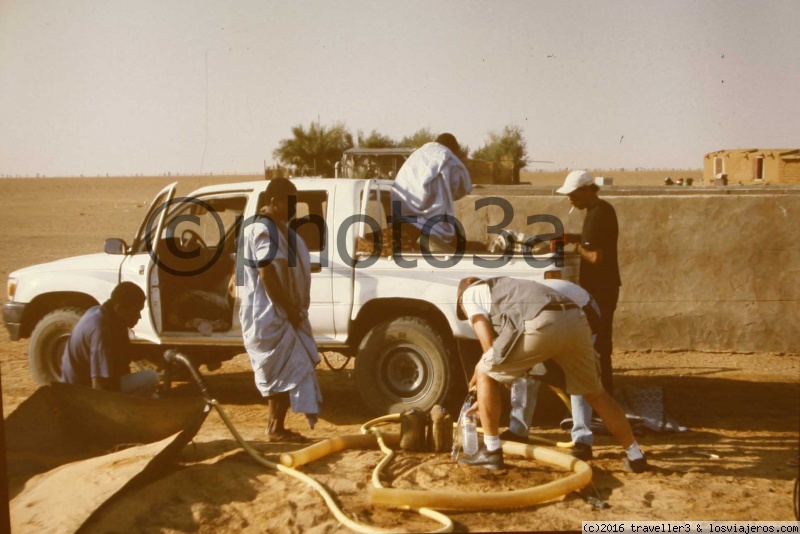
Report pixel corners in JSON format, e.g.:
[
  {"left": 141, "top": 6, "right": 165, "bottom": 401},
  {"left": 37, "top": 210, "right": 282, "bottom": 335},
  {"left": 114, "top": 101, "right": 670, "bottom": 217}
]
[
  {"left": 264, "top": 428, "right": 309, "bottom": 443},
  {"left": 457, "top": 445, "right": 504, "bottom": 470}
]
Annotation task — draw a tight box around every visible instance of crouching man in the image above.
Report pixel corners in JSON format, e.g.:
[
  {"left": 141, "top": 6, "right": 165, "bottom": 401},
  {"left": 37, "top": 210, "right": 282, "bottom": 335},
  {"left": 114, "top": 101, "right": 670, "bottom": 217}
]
[
  {"left": 61, "top": 281, "right": 159, "bottom": 397},
  {"left": 456, "top": 276, "right": 647, "bottom": 472}
]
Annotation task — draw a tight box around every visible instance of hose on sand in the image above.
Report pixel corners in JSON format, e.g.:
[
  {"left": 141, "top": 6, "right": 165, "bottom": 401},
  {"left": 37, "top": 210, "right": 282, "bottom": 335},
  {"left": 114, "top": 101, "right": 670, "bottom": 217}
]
[
  {"left": 169, "top": 351, "right": 591, "bottom": 532},
  {"left": 283, "top": 414, "right": 592, "bottom": 511},
  {"left": 166, "top": 350, "right": 451, "bottom": 533}
]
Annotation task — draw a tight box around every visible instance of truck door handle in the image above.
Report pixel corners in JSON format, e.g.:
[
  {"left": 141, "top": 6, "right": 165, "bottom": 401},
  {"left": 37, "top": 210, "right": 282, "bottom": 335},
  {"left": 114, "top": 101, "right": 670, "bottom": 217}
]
[
  {"left": 139, "top": 265, "right": 145, "bottom": 275},
  {"left": 310, "top": 262, "right": 321, "bottom": 273}
]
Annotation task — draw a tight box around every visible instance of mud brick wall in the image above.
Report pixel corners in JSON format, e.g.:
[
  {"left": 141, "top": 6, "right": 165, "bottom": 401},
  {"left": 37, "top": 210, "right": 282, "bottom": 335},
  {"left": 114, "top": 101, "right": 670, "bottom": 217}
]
[{"left": 455, "top": 186, "right": 800, "bottom": 353}]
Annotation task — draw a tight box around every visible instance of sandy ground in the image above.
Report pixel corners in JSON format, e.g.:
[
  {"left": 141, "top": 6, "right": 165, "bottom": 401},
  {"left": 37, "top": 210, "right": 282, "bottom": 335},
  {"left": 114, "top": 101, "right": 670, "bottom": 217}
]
[{"left": 2, "top": 174, "right": 798, "bottom": 532}]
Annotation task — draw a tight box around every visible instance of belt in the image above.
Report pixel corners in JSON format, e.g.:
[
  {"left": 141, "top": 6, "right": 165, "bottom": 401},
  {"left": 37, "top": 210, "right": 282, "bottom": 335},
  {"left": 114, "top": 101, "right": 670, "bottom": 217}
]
[{"left": 541, "top": 302, "right": 579, "bottom": 311}]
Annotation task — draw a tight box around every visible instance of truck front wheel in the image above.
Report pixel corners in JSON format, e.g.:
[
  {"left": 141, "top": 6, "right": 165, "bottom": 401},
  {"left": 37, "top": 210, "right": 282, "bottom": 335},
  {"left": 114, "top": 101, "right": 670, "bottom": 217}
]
[
  {"left": 355, "top": 316, "right": 452, "bottom": 415},
  {"left": 28, "top": 307, "right": 85, "bottom": 385}
]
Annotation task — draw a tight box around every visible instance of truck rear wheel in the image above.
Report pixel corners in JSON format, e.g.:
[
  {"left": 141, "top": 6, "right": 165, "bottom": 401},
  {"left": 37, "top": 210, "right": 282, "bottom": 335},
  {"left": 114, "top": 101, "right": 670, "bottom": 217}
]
[
  {"left": 355, "top": 316, "right": 452, "bottom": 415},
  {"left": 28, "top": 307, "right": 85, "bottom": 385}
]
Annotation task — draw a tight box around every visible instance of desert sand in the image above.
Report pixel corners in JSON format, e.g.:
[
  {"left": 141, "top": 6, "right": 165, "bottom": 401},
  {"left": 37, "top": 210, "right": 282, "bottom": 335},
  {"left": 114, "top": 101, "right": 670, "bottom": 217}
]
[{"left": 2, "top": 174, "right": 798, "bottom": 532}]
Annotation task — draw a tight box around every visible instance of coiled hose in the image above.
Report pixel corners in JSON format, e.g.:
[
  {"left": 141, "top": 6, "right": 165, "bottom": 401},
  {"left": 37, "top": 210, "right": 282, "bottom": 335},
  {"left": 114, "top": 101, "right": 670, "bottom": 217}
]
[
  {"left": 168, "top": 351, "right": 591, "bottom": 528},
  {"left": 165, "top": 351, "right": 452, "bottom": 533},
  {"left": 282, "top": 413, "right": 592, "bottom": 511},
  {"left": 355, "top": 414, "right": 592, "bottom": 510}
]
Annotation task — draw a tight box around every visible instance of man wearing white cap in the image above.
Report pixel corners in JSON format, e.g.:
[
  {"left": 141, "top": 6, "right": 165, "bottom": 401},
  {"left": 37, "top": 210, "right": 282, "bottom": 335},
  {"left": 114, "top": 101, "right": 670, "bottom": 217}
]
[{"left": 556, "top": 170, "right": 621, "bottom": 395}]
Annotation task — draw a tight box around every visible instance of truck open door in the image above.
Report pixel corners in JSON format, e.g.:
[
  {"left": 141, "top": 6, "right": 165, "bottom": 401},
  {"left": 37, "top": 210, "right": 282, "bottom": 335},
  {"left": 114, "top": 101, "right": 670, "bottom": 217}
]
[{"left": 119, "top": 183, "right": 177, "bottom": 343}]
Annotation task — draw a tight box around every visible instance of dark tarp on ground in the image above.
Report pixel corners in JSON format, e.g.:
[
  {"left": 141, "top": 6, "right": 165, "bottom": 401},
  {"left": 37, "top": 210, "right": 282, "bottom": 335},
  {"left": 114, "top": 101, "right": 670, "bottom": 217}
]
[{"left": 5, "top": 382, "right": 208, "bottom": 533}]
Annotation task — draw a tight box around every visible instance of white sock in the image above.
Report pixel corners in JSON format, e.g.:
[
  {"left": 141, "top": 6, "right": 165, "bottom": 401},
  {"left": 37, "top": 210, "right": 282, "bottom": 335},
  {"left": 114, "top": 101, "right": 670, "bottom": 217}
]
[
  {"left": 625, "top": 442, "right": 644, "bottom": 461},
  {"left": 484, "top": 435, "right": 501, "bottom": 452}
]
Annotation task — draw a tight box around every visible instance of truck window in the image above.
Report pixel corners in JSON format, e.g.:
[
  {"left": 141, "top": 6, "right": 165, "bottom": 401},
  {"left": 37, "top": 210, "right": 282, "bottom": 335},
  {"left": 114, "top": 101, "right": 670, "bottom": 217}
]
[
  {"left": 137, "top": 195, "right": 247, "bottom": 254},
  {"left": 292, "top": 191, "right": 327, "bottom": 253},
  {"left": 256, "top": 190, "right": 328, "bottom": 253},
  {"left": 181, "top": 196, "right": 247, "bottom": 249},
  {"left": 364, "top": 188, "right": 391, "bottom": 233}
]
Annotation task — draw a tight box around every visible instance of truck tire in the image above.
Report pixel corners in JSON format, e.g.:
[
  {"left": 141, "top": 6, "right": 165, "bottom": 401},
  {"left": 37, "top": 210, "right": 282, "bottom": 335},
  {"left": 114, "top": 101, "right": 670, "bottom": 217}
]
[
  {"left": 355, "top": 316, "right": 452, "bottom": 415},
  {"left": 28, "top": 307, "right": 85, "bottom": 385}
]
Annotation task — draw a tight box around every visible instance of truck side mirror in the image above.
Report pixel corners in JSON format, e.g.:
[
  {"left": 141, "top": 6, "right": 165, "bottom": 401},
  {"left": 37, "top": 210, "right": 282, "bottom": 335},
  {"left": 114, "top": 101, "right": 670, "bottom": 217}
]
[{"left": 104, "top": 238, "right": 128, "bottom": 255}]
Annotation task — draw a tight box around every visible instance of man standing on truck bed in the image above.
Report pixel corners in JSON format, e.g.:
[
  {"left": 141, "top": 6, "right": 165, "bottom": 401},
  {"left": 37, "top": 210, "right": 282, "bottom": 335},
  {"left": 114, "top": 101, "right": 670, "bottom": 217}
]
[
  {"left": 391, "top": 133, "right": 472, "bottom": 253},
  {"left": 61, "top": 281, "right": 159, "bottom": 397},
  {"left": 557, "top": 170, "right": 621, "bottom": 395},
  {"left": 240, "top": 177, "right": 322, "bottom": 442}
]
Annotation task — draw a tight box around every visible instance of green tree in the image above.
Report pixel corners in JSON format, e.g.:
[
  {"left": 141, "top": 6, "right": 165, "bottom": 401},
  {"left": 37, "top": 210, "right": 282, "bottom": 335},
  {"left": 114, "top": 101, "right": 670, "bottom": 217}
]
[
  {"left": 399, "top": 128, "right": 470, "bottom": 158},
  {"left": 356, "top": 129, "right": 397, "bottom": 148},
  {"left": 472, "top": 125, "right": 528, "bottom": 169},
  {"left": 273, "top": 121, "right": 354, "bottom": 176},
  {"left": 399, "top": 128, "right": 437, "bottom": 149}
]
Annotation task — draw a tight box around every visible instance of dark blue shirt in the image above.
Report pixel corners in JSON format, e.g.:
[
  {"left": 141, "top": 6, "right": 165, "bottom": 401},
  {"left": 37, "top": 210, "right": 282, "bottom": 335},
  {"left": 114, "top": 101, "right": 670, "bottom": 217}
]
[
  {"left": 579, "top": 198, "right": 621, "bottom": 296},
  {"left": 61, "top": 303, "right": 132, "bottom": 386}
]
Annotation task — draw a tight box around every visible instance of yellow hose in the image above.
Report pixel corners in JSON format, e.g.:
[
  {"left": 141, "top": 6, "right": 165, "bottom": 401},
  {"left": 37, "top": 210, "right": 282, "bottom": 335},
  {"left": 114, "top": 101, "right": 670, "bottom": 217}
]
[
  {"left": 210, "top": 400, "right": 452, "bottom": 533},
  {"left": 369, "top": 439, "right": 591, "bottom": 510},
  {"left": 548, "top": 384, "right": 573, "bottom": 412},
  {"left": 546, "top": 384, "right": 579, "bottom": 448},
  {"left": 280, "top": 432, "right": 398, "bottom": 467},
  {"left": 218, "top": 394, "right": 590, "bottom": 529},
  {"left": 347, "top": 414, "right": 592, "bottom": 511}
]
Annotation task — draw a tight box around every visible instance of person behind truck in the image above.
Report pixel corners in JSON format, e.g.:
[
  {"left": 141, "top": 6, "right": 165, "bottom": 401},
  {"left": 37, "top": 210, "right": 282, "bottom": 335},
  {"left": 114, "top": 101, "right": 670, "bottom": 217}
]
[
  {"left": 240, "top": 177, "right": 322, "bottom": 443},
  {"left": 557, "top": 170, "right": 621, "bottom": 395},
  {"left": 455, "top": 276, "right": 647, "bottom": 472},
  {"left": 502, "top": 278, "right": 602, "bottom": 461},
  {"left": 391, "top": 133, "right": 472, "bottom": 253},
  {"left": 61, "top": 281, "right": 159, "bottom": 397}
]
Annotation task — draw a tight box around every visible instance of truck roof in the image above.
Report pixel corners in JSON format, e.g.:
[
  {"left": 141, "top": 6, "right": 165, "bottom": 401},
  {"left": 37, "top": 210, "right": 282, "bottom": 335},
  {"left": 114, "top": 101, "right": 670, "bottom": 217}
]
[
  {"left": 343, "top": 148, "right": 414, "bottom": 156},
  {"left": 186, "top": 177, "right": 368, "bottom": 196}
]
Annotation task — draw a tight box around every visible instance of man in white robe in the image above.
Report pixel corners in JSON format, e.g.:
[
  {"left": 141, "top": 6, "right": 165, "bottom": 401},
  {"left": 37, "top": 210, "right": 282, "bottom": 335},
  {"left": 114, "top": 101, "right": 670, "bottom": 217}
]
[
  {"left": 391, "top": 133, "right": 472, "bottom": 253},
  {"left": 240, "top": 177, "right": 321, "bottom": 442}
]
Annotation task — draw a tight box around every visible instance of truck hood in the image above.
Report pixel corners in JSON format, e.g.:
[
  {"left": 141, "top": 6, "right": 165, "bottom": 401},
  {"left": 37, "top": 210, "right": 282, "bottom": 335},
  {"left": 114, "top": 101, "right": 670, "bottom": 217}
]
[{"left": 10, "top": 253, "right": 121, "bottom": 278}]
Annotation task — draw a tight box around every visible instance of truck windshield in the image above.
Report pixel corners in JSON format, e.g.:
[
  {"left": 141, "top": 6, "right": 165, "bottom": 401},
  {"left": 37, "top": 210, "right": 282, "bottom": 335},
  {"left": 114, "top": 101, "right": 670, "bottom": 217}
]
[{"left": 134, "top": 195, "right": 247, "bottom": 255}]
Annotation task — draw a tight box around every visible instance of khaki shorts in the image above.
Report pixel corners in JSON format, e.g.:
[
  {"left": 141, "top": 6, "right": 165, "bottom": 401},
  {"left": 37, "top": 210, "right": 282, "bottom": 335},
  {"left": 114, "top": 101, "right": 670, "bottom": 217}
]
[{"left": 477, "top": 308, "right": 603, "bottom": 395}]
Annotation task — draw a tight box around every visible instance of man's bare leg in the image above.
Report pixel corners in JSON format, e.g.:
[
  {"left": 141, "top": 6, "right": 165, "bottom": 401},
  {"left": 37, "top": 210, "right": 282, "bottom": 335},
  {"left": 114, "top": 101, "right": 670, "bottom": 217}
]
[
  {"left": 266, "top": 392, "right": 290, "bottom": 436},
  {"left": 458, "top": 369, "right": 506, "bottom": 469},
  {"left": 583, "top": 389, "right": 635, "bottom": 448},
  {"left": 476, "top": 370, "right": 502, "bottom": 437},
  {"left": 584, "top": 389, "right": 648, "bottom": 472}
]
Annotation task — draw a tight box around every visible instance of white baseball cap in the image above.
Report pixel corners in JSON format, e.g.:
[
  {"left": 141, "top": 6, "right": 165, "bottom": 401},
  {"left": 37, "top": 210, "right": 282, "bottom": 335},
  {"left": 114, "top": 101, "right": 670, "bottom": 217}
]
[{"left": 556, "top": 170, "right": 595, "bottom": 195}]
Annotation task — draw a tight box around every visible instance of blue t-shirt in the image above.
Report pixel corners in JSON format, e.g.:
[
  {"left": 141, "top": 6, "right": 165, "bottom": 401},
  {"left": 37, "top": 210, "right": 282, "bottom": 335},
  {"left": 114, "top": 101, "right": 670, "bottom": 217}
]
[
  {"left": 61, "top": 303, "right": 131, "bottom": 386},
  {"left": 579, "top": 198, "right": 621, "bottom": 294}
]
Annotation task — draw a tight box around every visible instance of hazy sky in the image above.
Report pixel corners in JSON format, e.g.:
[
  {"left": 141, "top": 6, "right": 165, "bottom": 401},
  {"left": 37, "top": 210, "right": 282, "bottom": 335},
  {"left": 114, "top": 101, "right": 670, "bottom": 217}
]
[{"left": 1, "top": 0, "right": 798, "bottom": 177}]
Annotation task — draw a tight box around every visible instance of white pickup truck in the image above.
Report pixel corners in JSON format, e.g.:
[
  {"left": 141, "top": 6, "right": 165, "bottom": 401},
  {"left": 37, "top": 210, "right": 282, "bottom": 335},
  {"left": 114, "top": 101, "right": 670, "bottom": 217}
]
[{"left": 3, "top": 178, "right": 577, "bottom": 414}]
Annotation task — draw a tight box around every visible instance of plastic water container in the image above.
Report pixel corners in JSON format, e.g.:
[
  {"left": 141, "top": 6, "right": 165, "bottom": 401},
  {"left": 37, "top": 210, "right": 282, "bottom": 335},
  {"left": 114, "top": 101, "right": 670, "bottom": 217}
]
[
  {"left": 510, "top": 377, "right": 526, "bottom": 409},
  {"left": 461, "top": 413, "right": 479, "bottom": 456}
]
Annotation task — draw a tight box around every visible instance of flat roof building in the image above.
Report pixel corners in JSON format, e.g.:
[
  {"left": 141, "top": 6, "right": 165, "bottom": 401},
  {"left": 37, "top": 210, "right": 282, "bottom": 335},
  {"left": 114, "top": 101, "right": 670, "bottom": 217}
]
[{"left": 704, "top": 148, "right": 800, "bottom": 184}]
